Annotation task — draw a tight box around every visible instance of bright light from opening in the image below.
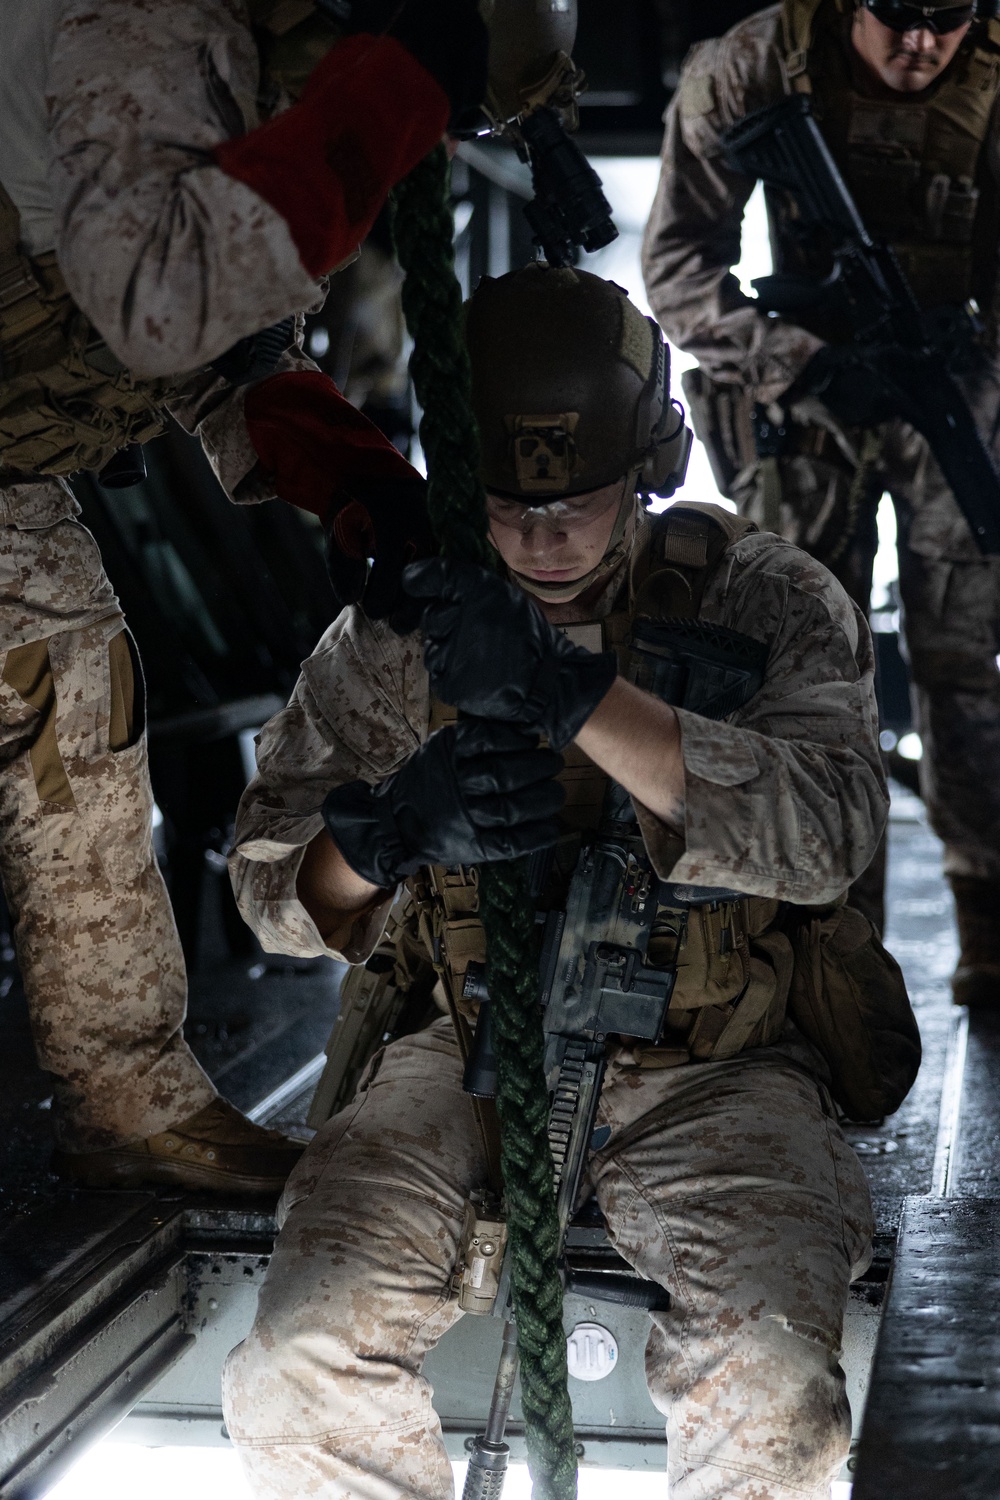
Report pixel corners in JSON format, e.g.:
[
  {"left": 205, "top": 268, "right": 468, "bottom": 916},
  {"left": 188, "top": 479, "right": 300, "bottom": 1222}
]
[
  {"left": 735, "top": 182, "right": 772, "bottom": 298},
  {"left": 46, "top": 1443, "right": 853, "bottom": 1499},
  {"left": 454, "top": 1463, "right": 668, "bottom": 1497},
  {"left": 308, "top": 326, "right": 330, "bottom": 359},
  {"left": 879, "top": 729, "right": 898, "bottom": 752},
  {"left": 871, "top": 495, "right": 898, "bottom": 612},
  {"left": 583, "top": 160, "right": 773, "bottom": 517},
  {"left": 897, "top": 732, "right": 923, "bottom": 761},
  {"left": 580, "top": 158, "right": 661, "bottom": 311},
  {"left": 44, "top": 1446, "right": 673, "bottom": 1500},
  {"left": 454, "top": 200, "right": 474, "bottom": 238},
  {"left": 47, "top": 1445, "right": 253, "bottom": 1500}
]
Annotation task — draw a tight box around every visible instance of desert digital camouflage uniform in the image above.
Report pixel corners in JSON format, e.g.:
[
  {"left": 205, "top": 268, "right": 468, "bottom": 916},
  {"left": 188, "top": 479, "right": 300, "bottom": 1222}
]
[
  {"left": 0, "top": 373, "right": 299, "bottom": 1149},
  {"left": 28, "top": 0, "right": 322, "bottom": 378},
  {"left": 641, "top": 0, "right": 1000, "bottom": 893},
  {"left": 221, "top": 515, "right": 883, "bottom": 1500},
  {"left": 0, "top": 0, "right": 326, "bottom": 1147}
]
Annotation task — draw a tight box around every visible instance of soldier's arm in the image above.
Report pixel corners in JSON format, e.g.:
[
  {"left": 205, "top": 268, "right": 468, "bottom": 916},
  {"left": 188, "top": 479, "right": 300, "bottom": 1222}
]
[
  {"left": 574, "top": 537, "right": 886, "bottom": 905},
  {"left": 163, "top": 345, "right": 324, "bottom": 507},
  {"left": 228, "top": 610, "right": 425, "bottom": 961},
  {"left": 629, "top": 538, "right": 887, "bottom": 904},
  {"left": 641, "top": 27, "right": 823, "bottom": 404},
  {"left": 295, "top": 831, "right": 384, "bottom": 950},
  {"left": 574, "top": 679, "right": 685, "bottom": 830},
  {"left": 47, "top": 0, "right": 449, "bottom": 378},
  {"left": 166, "top": 325, "right": 421, "bottom": 513}
]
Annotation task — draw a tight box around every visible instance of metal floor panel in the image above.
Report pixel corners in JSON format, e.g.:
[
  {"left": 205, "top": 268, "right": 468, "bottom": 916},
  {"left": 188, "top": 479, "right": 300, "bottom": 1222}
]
[
  {"left": 0, "top": 1194, "right": 161, "bottom": 1343},
  {"left": 0, "top": 1201, "right": 275, "bottom": 1498},
  {"left": 852, "top": 1196, "right": 1000, "bottom": 1499},
  {"left": 950, "top": 1011, "right": 1000, "bottom": 1200},
  {"left": 850, "top": 787, "right": 1000, "bottom": 1498}
]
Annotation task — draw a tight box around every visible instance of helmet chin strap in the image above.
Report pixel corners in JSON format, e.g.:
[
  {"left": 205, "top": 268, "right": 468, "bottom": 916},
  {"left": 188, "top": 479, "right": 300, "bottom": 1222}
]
[{"left": 495, "top": 480, "right": 642, "bottom": 604}]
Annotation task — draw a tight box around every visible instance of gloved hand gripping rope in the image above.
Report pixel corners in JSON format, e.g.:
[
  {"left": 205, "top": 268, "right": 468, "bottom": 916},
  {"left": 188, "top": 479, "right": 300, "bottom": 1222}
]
[{"left": 391, "top": 146, "right": 578, "bottom": 1500}]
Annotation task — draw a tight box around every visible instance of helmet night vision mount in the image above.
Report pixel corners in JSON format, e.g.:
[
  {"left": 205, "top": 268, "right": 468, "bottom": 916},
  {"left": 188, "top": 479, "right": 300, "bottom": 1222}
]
[{"left": 478, "top": 0, "right": 619, "bottom": 267}]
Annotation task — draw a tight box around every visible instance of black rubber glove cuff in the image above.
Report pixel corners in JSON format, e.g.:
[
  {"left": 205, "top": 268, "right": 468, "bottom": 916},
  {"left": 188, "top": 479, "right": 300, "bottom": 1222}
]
[
  {"left": 322, "top": 779, "right": 408, "bottom": 890},
  {"left": 405, "top": 559, "right": 619, "bottom": 749},
  {"left": 322, "top": 722, "right": 564, "bottom": 887},
  {"left": 526, "top": 645, "right": 619, "bottom": 751}
]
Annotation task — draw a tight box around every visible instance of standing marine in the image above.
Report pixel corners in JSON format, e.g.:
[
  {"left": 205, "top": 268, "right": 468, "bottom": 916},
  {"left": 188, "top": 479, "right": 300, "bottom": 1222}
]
[
  {"left": 643, "top": 0, "right": 1000, "bottom": 999},
  {"left": 0, "top": 0, "right": 486, "bottom": 1189},
  {"left": 220, "top": 266, "right": 906, "bottom": 1500}
]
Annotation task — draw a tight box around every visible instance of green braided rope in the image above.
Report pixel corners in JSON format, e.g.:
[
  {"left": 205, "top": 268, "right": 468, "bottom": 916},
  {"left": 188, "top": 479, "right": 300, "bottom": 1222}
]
[
  {"left": 392, "top": 146, "right": 577, "bottom": 1500},
  {"left": 390, "top": 152, "right": 490, "bottom": 569}
]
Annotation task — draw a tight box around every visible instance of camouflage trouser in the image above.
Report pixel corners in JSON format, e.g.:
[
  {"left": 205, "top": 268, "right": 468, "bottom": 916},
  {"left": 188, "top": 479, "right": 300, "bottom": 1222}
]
[
  {"left": 736, "top": 372, "right": 1000, "bottom": 883},
  {"left": 223, "top": 1018, "right": 873, "bottom": 1500},
  {"left": 0, "top": 500, "right": 215, "bottom": 1148}
]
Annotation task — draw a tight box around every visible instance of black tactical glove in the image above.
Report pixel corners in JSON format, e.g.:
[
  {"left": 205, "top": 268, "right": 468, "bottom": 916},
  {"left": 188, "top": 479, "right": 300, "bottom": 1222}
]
[
  {"left": 340, "top": 0, "right": 488, "bottom": 129},
  {"left": 323, "top": 718, "right": 564, "bottom": 888},
  {"left": 403, "top": 558, "right": 618, "bottom": 751},
  {"left": 795, "top": 344, "right": 914, "bottom": 428},
  {"left": 325, "top": 475, "right": 436, "bottom": 631}
]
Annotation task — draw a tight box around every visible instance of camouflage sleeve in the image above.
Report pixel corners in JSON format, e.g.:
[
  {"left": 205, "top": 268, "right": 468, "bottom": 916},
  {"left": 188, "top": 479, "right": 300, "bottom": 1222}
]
[
  {"left": 48, "top": 0, "right": 322, "bottom": 379},
  {"left": 166, "top": 345, "right": 322, "bottom": 505},
  {"left": 228, "top": 611, "right": 427, "bottom": 961},
  {"left": 640, "top": 15, "right": 824, "bottom": 404},
  {"left": 636, "top": 536, "right": 888, "bottom": 902}
]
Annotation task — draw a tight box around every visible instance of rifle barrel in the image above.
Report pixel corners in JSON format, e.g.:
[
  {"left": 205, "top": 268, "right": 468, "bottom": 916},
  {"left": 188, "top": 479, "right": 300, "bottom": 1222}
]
[{"left": 462, "top": 1318, "right": 519, "bottom": 1500}]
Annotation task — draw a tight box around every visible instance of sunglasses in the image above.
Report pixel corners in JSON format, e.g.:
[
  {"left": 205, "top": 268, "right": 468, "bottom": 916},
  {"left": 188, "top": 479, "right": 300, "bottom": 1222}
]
[{"left": 864, "top": 0, "right": 975, "bottom": 32}]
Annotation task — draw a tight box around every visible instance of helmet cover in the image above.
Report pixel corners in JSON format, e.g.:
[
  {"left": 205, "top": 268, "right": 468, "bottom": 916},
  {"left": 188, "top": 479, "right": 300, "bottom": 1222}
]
[{"left": 465, "top": 263, "right": 686, "bottom": 503}]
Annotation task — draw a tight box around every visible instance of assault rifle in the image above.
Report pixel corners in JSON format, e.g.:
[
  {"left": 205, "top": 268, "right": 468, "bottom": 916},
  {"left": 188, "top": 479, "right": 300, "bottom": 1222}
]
[
  {"left": 457, "top": 617, "right": 770, "bottom": 1500},
  {"left": 722, "top": 95, "right": 1000, "bottom": 555}
]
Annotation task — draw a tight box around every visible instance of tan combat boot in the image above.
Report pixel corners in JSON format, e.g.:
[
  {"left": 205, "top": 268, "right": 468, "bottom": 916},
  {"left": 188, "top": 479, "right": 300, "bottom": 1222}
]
[
  {"left": 52, "top": 1098, "right": 305, "bottom": 1195},
  {"left": 949, "top": 875, "right": 1000, "bottom": 1008}
]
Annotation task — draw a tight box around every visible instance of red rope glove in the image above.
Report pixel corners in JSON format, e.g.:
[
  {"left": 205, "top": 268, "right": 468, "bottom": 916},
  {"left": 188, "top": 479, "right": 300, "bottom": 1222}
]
[
  {"left": 245, "top": 369, "right": 417, "bottom": 516},
  {"left": 214, "top": 35, "right": 448, "bottom": 278},
  {"left": 246, "top": 370, "right": 435, "bottom": 626}
]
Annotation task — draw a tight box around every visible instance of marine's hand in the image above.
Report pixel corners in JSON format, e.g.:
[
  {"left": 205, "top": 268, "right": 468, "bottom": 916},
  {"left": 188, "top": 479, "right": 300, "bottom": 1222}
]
[
  {"left": 795, "top": 344, "right": 912, "bottom": 428},
  {"left": 245, "top": 372, "right": 435, "bottom": 626},
  {"left": 322, "top": 718, "right": 564, "bottom": 887},
  {"left": 403, "top": 558, "right": 618, "bottom": 750},
  {"left": 325, "top": 476, "right": 436, "bottom": 628}
]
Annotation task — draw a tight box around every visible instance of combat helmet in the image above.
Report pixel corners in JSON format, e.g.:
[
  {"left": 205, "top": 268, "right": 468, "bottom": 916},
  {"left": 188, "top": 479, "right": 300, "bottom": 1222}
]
[{"left": 465, "top": 264, "right": 691, "bottom": 599}]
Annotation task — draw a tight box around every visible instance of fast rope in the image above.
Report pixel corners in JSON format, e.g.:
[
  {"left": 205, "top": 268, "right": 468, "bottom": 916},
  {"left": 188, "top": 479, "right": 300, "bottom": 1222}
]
[{"left": 392, "top": 145, "right": 577, "bottom": 1500}]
